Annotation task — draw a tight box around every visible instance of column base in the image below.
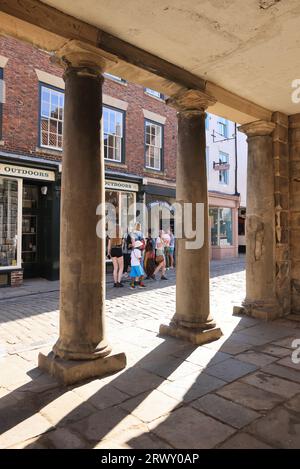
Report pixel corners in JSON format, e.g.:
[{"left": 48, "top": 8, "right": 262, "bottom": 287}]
[
  {"left": 159, "top": 323, "right": 222, "bottom": 345},
  {"left": 286, "top": 314, "right": 300, "bottom": 322},
  {"left": 38, "top": 350, "right": 126, "bottom": 386},
  {"left": 233, "top": 303, "right": 281, "bottom": 321}
]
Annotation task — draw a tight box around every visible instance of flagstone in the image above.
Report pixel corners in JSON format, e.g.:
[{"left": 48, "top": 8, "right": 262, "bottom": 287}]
[
  {"left": 247, "top": 406, "right": 300, "bottom": 448},
  {"left": 241, "top": 371, "right": 300, "bottom": 398},
  {"left": 191, "top": 393, "right": 261, "bottom": 429},
  {"left": 216, "top": 381, "right": 284, "bottom": 410},
  {"left": 150, "top": 407, "right": 235, "bottom": 449}
]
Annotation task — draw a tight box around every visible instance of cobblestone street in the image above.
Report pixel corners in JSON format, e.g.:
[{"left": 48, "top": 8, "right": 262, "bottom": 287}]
[
  {"left": 0, "top": 257, "right": 246, "bottom": 356},
  {"left": 1, "top": 256, "right": 300, "bottom": 449}
]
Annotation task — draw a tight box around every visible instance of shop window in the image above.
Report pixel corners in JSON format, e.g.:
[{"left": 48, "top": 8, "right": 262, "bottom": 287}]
[
  {"left": 0, "top": 177, "right": 22, "bottom": 269},
  {"left": 218, "top": 151, "right": 229, "bottom": 185},
  {"left": 103, "top": 106, "right": 124, "bottom": 162},
  {"left": 145, "top": 120, "right": 163, "bottom": 171},
  {"left": 105, "top": 189, "right": 136, "bottom": 257},
  {"left": 0, "top": 272, "right": 9, "bottom": 286},
  {"left": 209, "top": 207, "right": 233, "bottom": 246},
  {"left": 39, "top": 84, "right": 64, "bottom": 150}
]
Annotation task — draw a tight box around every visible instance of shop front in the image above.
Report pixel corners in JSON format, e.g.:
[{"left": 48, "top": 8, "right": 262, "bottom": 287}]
[
  {"left": 209, "top": 192, "right": 239, "bottom": 260},
  {"left": 0, "top": 156, "right": 61, "bottom": 286},
  {"left": 104, "top": 174, "right": 141, "bottom": 263},
  {"left": 143, "top": 178, "right": 176, "bottom": 234}
]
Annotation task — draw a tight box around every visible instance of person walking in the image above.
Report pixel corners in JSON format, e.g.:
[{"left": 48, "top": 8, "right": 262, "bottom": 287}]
[
  {"left": 122, "top": 229, "right": 132, "bottom": 278},
  {"left": 162, "top": 229, "right": 171, "bottom": 269},
  {"left": 144, "top": 229, "right": 156, "bottom": 279},
  {"left": 169, "top": 228, "right": 175, "bottom": 269},
  {"left": 153, "top": 230, "right": 167, "bottom": 280},
  {"left": 129, "top": 240, "right": 146, "bottom": 289},
  {"left": 107, "top": 225, "right": 124, "bottom": 287}
]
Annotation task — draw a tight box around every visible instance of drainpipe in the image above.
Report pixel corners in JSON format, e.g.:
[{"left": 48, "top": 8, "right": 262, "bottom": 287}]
[{"left": 234, "top": 122, "right": 239, "bottom": 196}]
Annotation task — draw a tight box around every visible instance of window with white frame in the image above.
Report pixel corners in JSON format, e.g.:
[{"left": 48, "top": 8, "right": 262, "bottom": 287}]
[
  {"left": 217, "top": 118, "right": 228, "bottom": 138},
  {"left": 144, "top": 88, "right": 164, "bottom": 100},
  {"left": 145, "top": 120, "right": 163, "bottom": 171},
  {"left": 219, "top": 151, "right": 229, "bottom": 185},
  {"left": 40, "top": 84, "right": 64, "bottom": 150},
  {"left": 103, "top": 106, "right": 124, "bottom": 162}
]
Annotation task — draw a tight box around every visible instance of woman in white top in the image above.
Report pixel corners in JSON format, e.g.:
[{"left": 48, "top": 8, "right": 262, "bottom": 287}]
[{"left": 153, "top": 230, "right": 167, "bottom": 280}]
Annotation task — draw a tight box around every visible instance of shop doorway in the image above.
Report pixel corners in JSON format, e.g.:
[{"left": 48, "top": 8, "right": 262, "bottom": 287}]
[
  {"left": 238, "top": 207, "right": 246, "bottom": 253},
  {"left": 22, "top": 183, "right": 41, "bottom": 278}
]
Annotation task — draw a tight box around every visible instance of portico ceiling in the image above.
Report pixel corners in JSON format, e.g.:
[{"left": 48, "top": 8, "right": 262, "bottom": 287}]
[{"left": 39, "top": 0, "right": 300, "bottom": 116}]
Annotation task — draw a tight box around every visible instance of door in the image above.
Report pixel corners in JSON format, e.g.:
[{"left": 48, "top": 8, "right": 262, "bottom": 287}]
[{"left": 22, "top": 183, "right": 40, "bottom": 278}]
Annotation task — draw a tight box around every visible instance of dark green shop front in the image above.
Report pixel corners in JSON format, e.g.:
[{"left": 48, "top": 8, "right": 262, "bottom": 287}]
[
  {"left": 0, "top": 156, "right": 61, "bottom": 286},
  {"left": 22, "top": 179, "right": 60, "bottom": 280}
]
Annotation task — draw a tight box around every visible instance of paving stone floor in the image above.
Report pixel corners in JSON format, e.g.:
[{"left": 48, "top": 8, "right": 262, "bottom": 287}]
[{"left": 0, "top": 256, "right": 300, "bottom": 449}]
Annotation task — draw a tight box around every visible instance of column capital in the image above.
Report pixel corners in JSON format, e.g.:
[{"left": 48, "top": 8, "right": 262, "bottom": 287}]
[
  {"left": 239, "top": 120, "right": 275, "bottom": 137},
  {"left": 167, "top": 89, "right": 216, "bottom": 112},
  {"left": 55, "top": 40, "right": 116, "bottom": 77}
]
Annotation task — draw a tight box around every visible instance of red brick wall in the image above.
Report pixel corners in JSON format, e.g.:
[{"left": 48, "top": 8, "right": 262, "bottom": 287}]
[
  {"left": 0, "top": 36, "right": 62, "bottom": 162},
  {"left": 10, "top": 269, "right": 23, "bottom": 287},
  {"left": 102, "top": 79, "right": 177, "bottom": 182},
  {"left": 0, "top": 36, "right": 177, "bottom": 181}
]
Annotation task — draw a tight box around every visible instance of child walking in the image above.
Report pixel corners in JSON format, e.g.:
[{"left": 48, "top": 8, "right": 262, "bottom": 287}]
[{"left": 130, "top": 240, "right": 146, "bottom": 289}]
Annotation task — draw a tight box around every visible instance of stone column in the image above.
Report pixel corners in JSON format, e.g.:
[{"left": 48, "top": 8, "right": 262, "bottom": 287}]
[
  {"left": 237, "top": 120, "right": 281, "bottom": 319},
  {"left": 39, "top": 41, "right": 126, "bottom": 385},
  {"left": 160, "top": 90, "right": 222, "bottom": 345}
]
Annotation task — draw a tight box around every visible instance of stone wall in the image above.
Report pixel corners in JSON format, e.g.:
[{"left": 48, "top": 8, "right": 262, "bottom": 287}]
[
  {"left": 272, "top": 112, "right": 290, "bottom": 315},
  {"left": 289, "top": 114, "right": 300, "bottom": 314}
]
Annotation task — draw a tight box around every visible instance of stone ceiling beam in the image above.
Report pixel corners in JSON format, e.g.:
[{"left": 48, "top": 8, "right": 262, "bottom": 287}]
[{"left": 0, "top": 0, "right": 272, "bottom": 123}]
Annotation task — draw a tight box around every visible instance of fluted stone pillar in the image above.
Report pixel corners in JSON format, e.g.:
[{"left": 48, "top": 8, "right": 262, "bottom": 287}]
[
  {"left": 38, "top": 41, "right": 126, "bottom": 384},
  {"left": 237, "top": 120, "right": 281, "bottom": 319},
  {"left": 160, "top": 90, "right": 222, "bottom": 344}
]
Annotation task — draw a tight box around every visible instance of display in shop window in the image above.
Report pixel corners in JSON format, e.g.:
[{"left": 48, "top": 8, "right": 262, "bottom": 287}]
[
  {"left": 209, "top": 207, "right": 233, "bottom": 246},
  {"left": 0, "top": 178, "right": 19, "bottom": 267}
]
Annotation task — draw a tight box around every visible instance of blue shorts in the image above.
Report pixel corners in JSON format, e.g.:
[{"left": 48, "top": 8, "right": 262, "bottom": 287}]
[
  {"left": 130, "top": 265, "right": 144, "bottom": 278},
  {"left": 169, "top": 247, "right": 174, "bottom": 254}
]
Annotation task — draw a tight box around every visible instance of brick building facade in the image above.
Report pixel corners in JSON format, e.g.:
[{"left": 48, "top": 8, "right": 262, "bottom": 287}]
[
  {"left": 0, "top": 36, "right": 243, "bottom": 287},
  {"left": 0, "top": 36, "right": 179, "bottom": 286}
]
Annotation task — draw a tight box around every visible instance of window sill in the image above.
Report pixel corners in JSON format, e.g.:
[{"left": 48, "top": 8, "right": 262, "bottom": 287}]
[
  {"left": 105, "top": 161, "right": 127, "bottom": 169},
  {"left": 144, "top": 92, "right": 165, "bottom": 103},
  {"left": 0, "top": 266, "right": 23, "bottom": 271},
  {"left": 36, "top": 146, "right": 63, "bottom": 157},
  {"left": 104, "top": 76, "right": 127, "bottom": 86},
  {"left": 144, "top": 168, "right": 165, "bottom": 176}
]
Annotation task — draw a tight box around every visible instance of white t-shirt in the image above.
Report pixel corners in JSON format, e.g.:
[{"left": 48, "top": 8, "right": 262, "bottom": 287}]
[
  {"left": 131, "top": 248, "right": 142, "bottom": 266},
  {"left": 162, "top": 233, "right": 170, "bottom": 246}
]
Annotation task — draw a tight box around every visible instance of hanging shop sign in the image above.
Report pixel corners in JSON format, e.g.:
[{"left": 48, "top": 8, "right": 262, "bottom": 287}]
[
  {"left": 213, "top": 162, "right": 230, "bottom": 171},
  {"left": 0, "top": 164, "right": 55, "bottom": 181}
]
